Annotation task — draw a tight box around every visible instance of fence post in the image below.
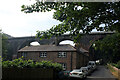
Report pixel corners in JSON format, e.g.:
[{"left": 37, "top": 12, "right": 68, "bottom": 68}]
[{"left": 118, "top": 69, "right": 120, "bottom": 80}]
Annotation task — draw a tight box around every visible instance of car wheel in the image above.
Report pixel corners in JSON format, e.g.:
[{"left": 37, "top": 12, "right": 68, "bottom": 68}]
[{"left": 84, "top": 75, "right": 86, "bottom": 78}]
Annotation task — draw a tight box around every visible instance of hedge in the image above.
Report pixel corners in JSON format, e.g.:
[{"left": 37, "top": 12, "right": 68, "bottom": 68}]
[
  {"left": 2, "top": 57, "right": 63, "bottom": 71},
  {"left": 111, "top": 61, "right": 120, "bottom": 69}
]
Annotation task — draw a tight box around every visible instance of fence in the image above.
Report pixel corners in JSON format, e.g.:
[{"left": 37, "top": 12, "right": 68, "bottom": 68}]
[
  {"left": 107, "top": 64, "right": 120, "bottom": 80},
  {"left": 2, "top": 68, "right": 57, "bottom": 80}
]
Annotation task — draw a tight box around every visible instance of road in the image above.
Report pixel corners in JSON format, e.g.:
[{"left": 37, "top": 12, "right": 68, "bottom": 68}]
[
  {"left": 85, "top": 65, "right": 117, "bottom": 80},
  {"left": 69, "top": 66, "right": 117, "bottom": 80}
]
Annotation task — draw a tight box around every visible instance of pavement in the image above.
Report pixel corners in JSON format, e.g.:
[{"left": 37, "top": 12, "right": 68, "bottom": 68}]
[{"left": 85, "top": 65, "right": 117, "bottom": 80}]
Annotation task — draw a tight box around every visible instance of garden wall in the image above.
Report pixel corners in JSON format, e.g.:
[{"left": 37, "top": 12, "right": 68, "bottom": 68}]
[{"left": 2, "top": 68, "right": 56, "bottom": 80}]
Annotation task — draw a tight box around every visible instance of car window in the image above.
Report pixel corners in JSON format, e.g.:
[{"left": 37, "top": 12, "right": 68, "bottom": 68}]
[
  {"left": 80, "top": 69, "right": 84, "bottom": 72},
  {"left": 88, "top": 63, "right": 92, "bottom": 65}
]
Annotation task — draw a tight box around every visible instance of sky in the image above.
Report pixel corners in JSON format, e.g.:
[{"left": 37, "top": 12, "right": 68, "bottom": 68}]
[
  {"left": 0, "top": 0, "right": 75, "bottom": 46},
  {"left": 0, "top": 0, "right": 61, "bottom": 37}
]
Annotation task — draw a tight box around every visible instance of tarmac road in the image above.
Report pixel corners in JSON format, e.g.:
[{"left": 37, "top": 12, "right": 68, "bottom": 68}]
[
  {"left": 85, "top": 65, "right": 117, "bottom": 80},
  {"left": 69, "top": 66, "right": 117, "bottom": 80}
]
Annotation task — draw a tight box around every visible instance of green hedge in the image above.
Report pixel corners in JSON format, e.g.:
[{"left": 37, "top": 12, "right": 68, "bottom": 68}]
[{"left": 2, "top": 57, "right": 63, "bottom": 71}]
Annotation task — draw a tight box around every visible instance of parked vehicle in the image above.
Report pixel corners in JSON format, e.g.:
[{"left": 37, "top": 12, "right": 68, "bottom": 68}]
[
  {"left": 80, "top": 67, "right": 91, "bottom": 75},
  {"left": 88, "top": 61, "right": 97, "bottom": 70},
  {"left": 96, "top": 60, "right": 100, "bottom": 65},
  {"left": 58, "top": 71, "right": 70, "bottom": 79},
  {"left": 96, "top": 59, "right": 103, "bottom": 65},
  {"left": 69, "top": 69, "right": 86, "bottom": 79},
  {"left": 86, "top": 65, "right": 93, "bottom": 72}
]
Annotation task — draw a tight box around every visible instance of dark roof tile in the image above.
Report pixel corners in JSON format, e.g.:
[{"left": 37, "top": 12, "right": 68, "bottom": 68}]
[{"left": 18, "top": 44, "right": 76, "bottom": 52}]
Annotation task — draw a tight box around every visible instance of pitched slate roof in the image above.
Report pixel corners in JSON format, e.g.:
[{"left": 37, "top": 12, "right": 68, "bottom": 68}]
[
  {"left": 79, "top": 47, "right": 89, "bottom": 56},
  {"left": 18, "top": 44, "right": 76, "bottom": 52},
  {"left": 79, "top": 48, "right": 88, "bottom": 53}
]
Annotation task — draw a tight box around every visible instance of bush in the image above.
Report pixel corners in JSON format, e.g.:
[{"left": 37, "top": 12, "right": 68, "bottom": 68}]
[
  {"left": 111, "top": 61, "right": 120, "bottom": 69},
  {"left": 2, "top": 57, "right": 63, "bottom": 71},
  {"left": 116, "top": 61, "right": 120, "bottom": 69}
]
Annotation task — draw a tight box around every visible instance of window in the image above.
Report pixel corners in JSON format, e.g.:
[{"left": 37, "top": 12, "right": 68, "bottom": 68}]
[
  {"left": 60, "top": 63, "right": 67, "bottom": 70},
  {"left": 58, "top": 52, "right": 67, "bottom": 58},
  {"left": 40, "top": 52, "right": 47, "bottom": 57},
  {"left": 21, "top": 52, "right": 27, "bottom": 57}
]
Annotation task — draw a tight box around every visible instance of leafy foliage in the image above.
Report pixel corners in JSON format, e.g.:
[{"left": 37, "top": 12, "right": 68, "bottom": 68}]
[
  {"left": 22, "top": 2, "right": 120, "bottom": 42},
  {"left": 111, "top": 61, "right": 120, "bottom": 69},
  {"left": 93, "top": 33, "right": 120, "bottom": 63},
  {"left": 2, "top": 57, "right": 63, "bottom": 71},
  {"left": 21, "top": 2, "right": 120, "bottom": 64},
  {"left": 0, "top": 30, "right": 8, "bottom": 59}
]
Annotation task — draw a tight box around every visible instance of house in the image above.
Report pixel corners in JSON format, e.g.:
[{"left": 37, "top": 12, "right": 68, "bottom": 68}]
[{"left": 18, "top": 44, "right": 89, "bottom": 71}]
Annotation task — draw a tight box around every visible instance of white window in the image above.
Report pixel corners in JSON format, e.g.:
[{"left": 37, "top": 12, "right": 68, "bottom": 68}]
[
  {"left": 40, "top": 52, "right": 47, "bottom": 57},
  {"left": 21, "top": 52, "right": 27, "bottom": 57},
  {"left": 58, "top": 52, "right": 67, "bottom": 58},
  {"left": 60, "top": 63, "right": 67, "bottom": 70}
]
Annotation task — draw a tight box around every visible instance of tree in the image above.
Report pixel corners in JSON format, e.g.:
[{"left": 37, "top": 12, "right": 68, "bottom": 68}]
[
  {"left": 0, "top": 30, "right": 8, "bottom": 59},
  {"left": 21, "top": 2, "right": 120, "bottom": 63},
  {"left": 92, "top": 33, "right": 120, "bottom": 63},
  {"left": 21, "top": 2, "right": 120, "bottom": 42}
]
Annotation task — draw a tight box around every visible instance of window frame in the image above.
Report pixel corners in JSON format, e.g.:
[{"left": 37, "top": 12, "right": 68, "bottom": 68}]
[
  {"left": 58, "top": 52, "right": 67, "bottom": 58},
  {"left": 21, "top": 52, "right": 27, "bottom": 57},
  {"left": 59, "top": 63, "right": 67, "bottom": 70},
  {"left": 39, "top": 52, "right": 47, "bottom": 58}
]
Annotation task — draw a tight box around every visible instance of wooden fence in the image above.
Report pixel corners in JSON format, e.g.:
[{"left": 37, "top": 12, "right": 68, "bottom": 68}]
[
  {"left": 107, "top": 64, "right": 120, "bottom": 80},
  {"left": 2, "top": 68, "right": 57, "bottom": 80}
]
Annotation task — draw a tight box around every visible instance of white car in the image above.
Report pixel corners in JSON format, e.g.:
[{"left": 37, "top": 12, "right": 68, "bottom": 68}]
[
  {"left": 80, "top": 67, "right": 91, "bottom": 75},
  {"left": 96, "top": 60, "right": 100, "bottom": 64},
  {"left": 96, "top": 59, "right": 103, "bottom": 65},
  {"left": 69, "top": 69, "right": 86, "bottom": 79},
  {"left": 88, "top": 61, "right": 97, "bottom": 70},
  {"left": 86, "top": 65, "right": 93, "bottom": 72}
]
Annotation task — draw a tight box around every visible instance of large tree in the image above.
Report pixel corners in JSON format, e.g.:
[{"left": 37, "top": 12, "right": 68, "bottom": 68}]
[
  {"left": 0, "top": 30, "right": 8, "bottom": 59},
  {"left": 92, "top": 33, "right": 120, "bottom": 63},
  {"left": 21, "top": 2, "right": 120, "bottom": 41},
  {"left": 21, "top": 2, "right": 120, "bottom": 63}
]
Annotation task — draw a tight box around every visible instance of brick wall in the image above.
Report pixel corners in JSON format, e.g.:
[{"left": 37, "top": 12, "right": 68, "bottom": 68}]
[
  {"left": 18, "top": 51, "right": 89, "bottom": 71},
  {"left": 18, "top": 51, "right": 77, "bottom": 71},
  {"left": 76, "top": 53, "right": 84, "bottom": 68},
  {"left": 76, "top": 53, "right": 89, "bottom": 69}
]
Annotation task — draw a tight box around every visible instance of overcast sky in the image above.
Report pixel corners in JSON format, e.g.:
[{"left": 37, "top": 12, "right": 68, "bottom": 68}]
[
  {"left": 0, "top": 0, "right": 76, "bottom": 46},
  {"left": 0, "top": 0, "right": 61, "bottom": 37}
]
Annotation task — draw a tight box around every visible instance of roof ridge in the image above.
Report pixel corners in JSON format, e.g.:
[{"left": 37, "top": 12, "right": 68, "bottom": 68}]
[{"left": 18, "top": 44, "right": 76, "bottom": 52}]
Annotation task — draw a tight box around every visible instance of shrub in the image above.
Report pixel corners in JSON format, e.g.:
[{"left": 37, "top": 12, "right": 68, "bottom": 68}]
[
  {"left": 116, "top": 61, "right": 120, "bottom": 69},
  {"left": 111, "top": 61, "right": 120, "bottom": 69},
  {"left": 2, "top": 57, "right": 63, "bottom": 71}
]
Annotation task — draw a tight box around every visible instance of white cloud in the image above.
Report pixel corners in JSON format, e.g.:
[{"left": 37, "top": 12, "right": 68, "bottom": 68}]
[
  {"left": 0, "top": 0, "right": 60, "bottom": 37},
  {"left": 30, "top": 41, "right": 40, "bottom": 46},
  {"left": 59, "top": 40, "right": 75, "bottom": 46}
]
